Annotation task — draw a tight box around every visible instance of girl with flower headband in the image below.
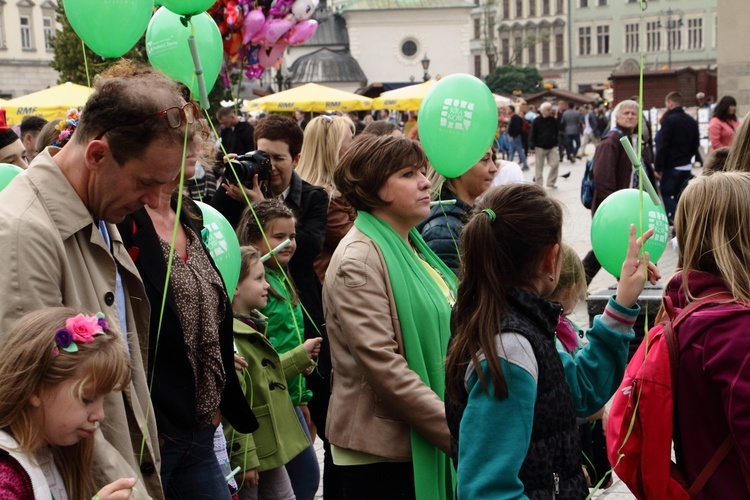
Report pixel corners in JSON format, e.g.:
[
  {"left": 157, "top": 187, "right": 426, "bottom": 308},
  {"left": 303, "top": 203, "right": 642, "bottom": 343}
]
[{"left": 0, "top": 307, "right": 134, "bottom": 499}]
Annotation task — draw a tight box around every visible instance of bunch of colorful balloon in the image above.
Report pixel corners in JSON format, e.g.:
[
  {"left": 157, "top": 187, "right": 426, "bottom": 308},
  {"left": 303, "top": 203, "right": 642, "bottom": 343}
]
[
  {"left": 208, "top": 0, "right": 319, "bottom": 82},
  {"left": 63, "top": 0, "right": 226, "bottom": 107}
]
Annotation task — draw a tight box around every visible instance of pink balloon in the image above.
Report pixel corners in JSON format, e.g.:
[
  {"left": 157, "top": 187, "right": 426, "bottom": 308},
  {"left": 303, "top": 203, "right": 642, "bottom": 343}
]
[
  {"left": 285, "top": 19, "right": 317, "bottom": 45},
  {"left": 245, "top": 63, "right": 265, "bottom": 80},
  {"left": 259, "top": 41, "right": 288, "bottom": 68},
  {"left": 251, "top": 19, "right": 293, "bottom": 45},
  {"left": 242, "top": 9, "right": 266, "bottom": 45}
]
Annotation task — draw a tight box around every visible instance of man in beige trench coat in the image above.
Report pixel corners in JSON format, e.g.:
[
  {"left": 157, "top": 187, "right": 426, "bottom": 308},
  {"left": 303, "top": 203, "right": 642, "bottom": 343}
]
[{"left": 0, "top": 69, "right": 197, "bottom": 499}]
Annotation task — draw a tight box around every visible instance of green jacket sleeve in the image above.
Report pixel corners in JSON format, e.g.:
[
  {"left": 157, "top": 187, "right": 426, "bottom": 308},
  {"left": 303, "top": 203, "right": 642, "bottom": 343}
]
[{"left": 280, "top": 344, "right": 314, "bottom": 380}]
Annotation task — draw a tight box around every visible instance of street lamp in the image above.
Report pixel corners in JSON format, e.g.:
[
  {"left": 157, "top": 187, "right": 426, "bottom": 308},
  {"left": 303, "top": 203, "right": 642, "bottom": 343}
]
[
  {"left": 421, "top": 54, "right": 431, "bottom": 82},
  {"left": 275, "top": 68, "right": 284, "bottom": 93},
  {"left": 662, "top": 8, "right": 683, "bottom": 69}
]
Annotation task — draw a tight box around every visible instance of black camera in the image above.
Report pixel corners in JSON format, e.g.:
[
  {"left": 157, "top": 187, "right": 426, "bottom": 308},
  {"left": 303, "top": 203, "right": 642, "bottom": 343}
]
[{"left": 226, "top": 150, "right": 272, "bottom": 186}]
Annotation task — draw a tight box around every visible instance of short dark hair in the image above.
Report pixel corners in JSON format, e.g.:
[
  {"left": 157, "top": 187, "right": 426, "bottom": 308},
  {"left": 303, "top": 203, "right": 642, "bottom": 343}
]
[
  {"left": 216, "top": 106, "right": 235, "bottom": 119},
  {"left": 20, "top": 116, "right": 47, "bottom": 136},
  {"left": 362, "top": 120, "right": 399, "bottom": 136},
  {"left": 666, "top": 92, "right": 683, "bottom": 106},
  {"left": 334, "top": 134, "right": 428, "bottom": 212},
  {"left": 253, "top": 114, "right": 304, "bottom": 158},
  {"left": 75, "top": 68, "right": 193, "bottom": 164}
]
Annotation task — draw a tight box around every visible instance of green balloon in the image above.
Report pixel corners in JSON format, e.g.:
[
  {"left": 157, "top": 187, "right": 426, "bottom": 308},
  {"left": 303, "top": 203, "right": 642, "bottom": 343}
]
[
  {"left": 418, "top": 74, "right": 498, "bottom": 178},
  {"left": 146, "top": 8, "right": 223, "bottom": 97},
  {"left": 161, "top": 0, "right": 216, "bottom": 16},
  {"left": 591, "top": 189, "right": 669, "bottom": 278},
  {"left": 195, "top": 201, "right": 241, "bottom": 299},
  {"left": 0, "top": 163, "right": 23, "bottom": 191},
  {"left": 64, "top": 0, "right": 154, "bottom": 58}
]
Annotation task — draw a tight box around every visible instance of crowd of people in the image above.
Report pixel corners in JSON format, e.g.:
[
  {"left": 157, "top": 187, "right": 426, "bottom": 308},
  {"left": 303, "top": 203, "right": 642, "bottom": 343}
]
[{"left": 0, "top": 59, "right": 748, "bottom": 500}]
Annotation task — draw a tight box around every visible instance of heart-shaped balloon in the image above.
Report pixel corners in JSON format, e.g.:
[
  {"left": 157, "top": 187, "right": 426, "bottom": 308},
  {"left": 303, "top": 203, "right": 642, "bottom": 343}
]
[
  {"left": 64, "top": 0, "right": 154, "bottom": 58},
  {"left": 251, "top": 19, "right": 293, "bottom": 46},
  {"left": 285, "top": 19, "right": 317, "bottom": 45},
  {"left": 258, "top": 41, "right": 288, "bottom": 69},
  {"left": 146, "top": 8, "right": 223, "bottom": 98},
  {"left": 242, "top": 9, "right": 266, "bottom": 45}
]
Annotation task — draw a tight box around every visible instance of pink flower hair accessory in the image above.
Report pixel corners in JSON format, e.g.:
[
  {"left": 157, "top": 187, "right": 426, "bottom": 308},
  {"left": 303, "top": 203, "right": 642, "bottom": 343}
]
[{"left": 54, "top": 312, "right": 108, "bottom": 355}]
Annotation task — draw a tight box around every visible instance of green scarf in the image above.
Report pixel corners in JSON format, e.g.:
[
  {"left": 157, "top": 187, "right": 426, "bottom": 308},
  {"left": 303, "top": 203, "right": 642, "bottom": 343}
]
[{"left": 354, "top": 211, "right": 457, "bottom": 500}]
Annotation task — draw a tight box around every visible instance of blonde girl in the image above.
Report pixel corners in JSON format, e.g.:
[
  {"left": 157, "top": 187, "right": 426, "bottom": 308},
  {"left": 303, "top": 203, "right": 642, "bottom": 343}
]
[
  {"left": 236, "top": 200, "right": 321, "bottom": 500},
  {"left": 667, "top": 172, "right": 750, "bottom": 497},
  {"left": 0, "top": 308, "right": 133, "bottom": 500}
]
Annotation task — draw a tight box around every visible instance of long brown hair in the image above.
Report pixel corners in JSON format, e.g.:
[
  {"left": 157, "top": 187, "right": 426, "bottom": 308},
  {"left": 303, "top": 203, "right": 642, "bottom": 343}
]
[
  {"left": 0, "top": 308, "right": 131, "bottom": 500},
  {"left": 446, "top": 184, "right": 562, "bottom": 402},
  {"left": 236, "top": 199, "right": 298, "bottom": 305},
  {"left": 675, "top": 172, "right": 750, "bottom": 302}
]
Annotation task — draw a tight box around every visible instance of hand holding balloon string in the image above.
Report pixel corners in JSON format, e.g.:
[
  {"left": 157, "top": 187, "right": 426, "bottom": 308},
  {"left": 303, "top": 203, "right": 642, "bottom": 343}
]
[{"left": 615, "top": 225, "right": 661, "bottom": 308}]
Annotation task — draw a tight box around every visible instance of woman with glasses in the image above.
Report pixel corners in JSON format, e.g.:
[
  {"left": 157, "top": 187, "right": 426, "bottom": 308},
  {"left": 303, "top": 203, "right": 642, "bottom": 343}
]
[
  {"left": 324, "top": 134, "right": 456, "bottom": 500},
  {"left": 417, "top": 148, "right": 498, "bottom": 274},
  {"left": 118, "top": 116, "right": 256, "bottom": 499}
]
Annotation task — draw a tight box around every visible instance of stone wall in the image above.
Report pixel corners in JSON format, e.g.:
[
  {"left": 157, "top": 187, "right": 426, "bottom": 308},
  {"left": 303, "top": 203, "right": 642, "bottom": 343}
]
[
  {"left": 0, "top": 59, "right": 58, "bottom": 99},
  {"left": 718, "top": 0, "right": 750, "bottom": 116}
]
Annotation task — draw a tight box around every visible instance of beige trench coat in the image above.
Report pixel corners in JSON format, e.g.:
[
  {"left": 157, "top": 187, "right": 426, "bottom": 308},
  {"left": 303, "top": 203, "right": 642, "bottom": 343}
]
[{"left": 0, "top": 149, "right": 164, "bottom": 499}]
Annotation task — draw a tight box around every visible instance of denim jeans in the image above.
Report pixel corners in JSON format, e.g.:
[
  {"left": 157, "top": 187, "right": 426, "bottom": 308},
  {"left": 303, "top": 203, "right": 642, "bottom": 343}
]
[
  {"left": 508, "top": 134, "right": 528, "bottom": 168},
  {"left": 285, "top": 406, "right": 320, "bottom": 500},
  {"left": 659, "top": 169, "right": 693, "bottom": 223},
  {"left": 160, "top": 425, "right": 232, "bottom": 500},
  {"left": 566, "top": 133, "right": 581, "bottom": 157}
]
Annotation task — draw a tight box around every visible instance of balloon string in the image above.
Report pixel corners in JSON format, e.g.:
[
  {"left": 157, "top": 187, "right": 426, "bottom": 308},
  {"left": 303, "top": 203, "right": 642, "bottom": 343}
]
[
  {"left": 139, "top": 98, "right": 192, "bottom": 464},
  {"left": 81, "top": 40, "right": 91, "bottom": 89}
]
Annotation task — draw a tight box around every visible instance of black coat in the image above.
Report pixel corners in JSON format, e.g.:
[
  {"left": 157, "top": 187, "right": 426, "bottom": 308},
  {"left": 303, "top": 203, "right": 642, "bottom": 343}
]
[
  {"left": 529, "top": 115, "right": 559, "bottom": 150},
  {"left": 118, "top": 200, "right": 257, "bottom": 440},
  {"left": 219, "top": 121, "right": 255, "bottom": 156},
  {"left": 654, "top": 107, "right": 699, "bottom": 172},
  {"left": 211, "top": 171, "right": 329, "bottom": 359}
]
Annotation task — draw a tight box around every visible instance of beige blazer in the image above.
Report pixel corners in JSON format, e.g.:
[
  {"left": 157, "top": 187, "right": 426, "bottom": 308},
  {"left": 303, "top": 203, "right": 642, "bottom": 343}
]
[
  {"left": 0, "top": 149, "right": 164, "bottom": 499},
  {"left": 323, "top": 226, "right": 451, "bottom": 461}
]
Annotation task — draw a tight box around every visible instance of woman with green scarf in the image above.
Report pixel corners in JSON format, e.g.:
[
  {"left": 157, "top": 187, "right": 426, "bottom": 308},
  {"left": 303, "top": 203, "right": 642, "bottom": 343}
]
[{"left": 322, "top": 134, "right": 457, "bottom": 500}]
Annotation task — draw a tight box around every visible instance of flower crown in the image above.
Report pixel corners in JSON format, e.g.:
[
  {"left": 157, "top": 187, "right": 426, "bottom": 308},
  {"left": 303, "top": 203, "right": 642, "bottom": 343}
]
[
  {"left": 51, "top": 108, "right": 80, "bottom": 148},
  {"left": 53, "top": 312, "right": 108, "bottom": 356}
]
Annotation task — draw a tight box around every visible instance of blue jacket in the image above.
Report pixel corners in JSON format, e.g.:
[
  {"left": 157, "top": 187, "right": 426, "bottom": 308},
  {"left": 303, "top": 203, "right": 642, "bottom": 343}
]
[{"left": 416, "top": 187, "right": 472, "bottom": 274}]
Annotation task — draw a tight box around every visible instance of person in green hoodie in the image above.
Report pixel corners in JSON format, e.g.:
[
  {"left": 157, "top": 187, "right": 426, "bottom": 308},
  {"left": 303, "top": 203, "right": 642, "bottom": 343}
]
[
  {"left": 225, "top": 246, "right": 322, "bottom": 498},
  {"left": 236, "top": 200, "right": 321, "bottom": 500}
]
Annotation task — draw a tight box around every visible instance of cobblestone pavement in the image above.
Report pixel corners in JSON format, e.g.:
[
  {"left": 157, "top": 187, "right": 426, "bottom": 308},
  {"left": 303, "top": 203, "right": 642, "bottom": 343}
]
[{"left": 313, "top": 148, "right": 699, "bottom": 499}]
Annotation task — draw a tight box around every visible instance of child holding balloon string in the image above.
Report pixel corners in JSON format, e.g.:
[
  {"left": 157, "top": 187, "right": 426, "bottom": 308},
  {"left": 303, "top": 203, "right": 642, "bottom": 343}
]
[
  {"left": 444, "top": 183, "right": 660, "bottom": 499},
  {"left": 548, "top": 244, "right": 613, "bottom": 490},
  {"left": 236, "top": 199, "right": 321, "bottom": 500},
  {"left": 225, "top": 245, "right": 322, "bottom": 499},
  {"left": 0, "top": 308, "right": 137, "bottom": 500}
]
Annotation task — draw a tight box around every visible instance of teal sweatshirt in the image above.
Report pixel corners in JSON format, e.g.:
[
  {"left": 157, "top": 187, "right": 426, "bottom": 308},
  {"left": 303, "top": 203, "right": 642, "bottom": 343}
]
[{"left": 457, "top": 296, "right": 638, "bottom": 499}]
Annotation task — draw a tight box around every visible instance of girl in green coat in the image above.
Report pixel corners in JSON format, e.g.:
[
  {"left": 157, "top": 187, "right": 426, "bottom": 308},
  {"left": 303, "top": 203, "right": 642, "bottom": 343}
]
[{"left": 225, "top": 246, "right": 322, "bottom": 498}]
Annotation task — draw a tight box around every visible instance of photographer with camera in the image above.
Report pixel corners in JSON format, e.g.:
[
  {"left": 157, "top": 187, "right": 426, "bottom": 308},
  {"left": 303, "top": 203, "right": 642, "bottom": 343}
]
[{"left": 211, "top": 117, "right": 329, "bottom": 448}]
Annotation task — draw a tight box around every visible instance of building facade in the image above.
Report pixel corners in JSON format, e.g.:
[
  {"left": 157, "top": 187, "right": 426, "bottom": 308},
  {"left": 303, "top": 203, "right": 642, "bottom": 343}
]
[
  {"left": 472, "top": 0, "right": 571, "bottom": 89},
  {"left": 570, "top": 0, "right": 717, "bottom": 93},
  {"left": 0, "top": 0, "right": 59, "bottom": 98},
  {"left": 717, "top": 0, "right": 750, "bottom": 116}
]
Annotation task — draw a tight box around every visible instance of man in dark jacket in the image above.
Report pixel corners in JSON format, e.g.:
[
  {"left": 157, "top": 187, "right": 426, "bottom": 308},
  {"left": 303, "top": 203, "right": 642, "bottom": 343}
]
[
  {"left": 529, "top": 102, "right": 560, "bottom": 188},
  {"left": 216, "top": 106, "right": 255, "bottom": 155},
  {"left": 655, "top": 91, "right": 699, "bottom": 223},
  {"left": 582, "top": 99, "right": 639, "bottom": 284},
  {"left": 507, "top": 105, "right": 529, "bottom": 170}
]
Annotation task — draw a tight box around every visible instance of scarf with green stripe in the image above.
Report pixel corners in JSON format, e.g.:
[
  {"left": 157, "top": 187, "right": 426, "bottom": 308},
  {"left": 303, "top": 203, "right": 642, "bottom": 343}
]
[{"left": 354, "top": 211, "right": 457, "bottom": 500}]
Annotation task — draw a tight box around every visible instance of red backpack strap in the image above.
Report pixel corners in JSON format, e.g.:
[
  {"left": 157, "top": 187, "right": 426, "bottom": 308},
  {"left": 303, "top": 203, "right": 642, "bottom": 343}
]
[{"left": 662, "top": 292, "right": 738, "bottom": 496}]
